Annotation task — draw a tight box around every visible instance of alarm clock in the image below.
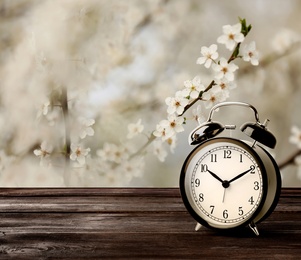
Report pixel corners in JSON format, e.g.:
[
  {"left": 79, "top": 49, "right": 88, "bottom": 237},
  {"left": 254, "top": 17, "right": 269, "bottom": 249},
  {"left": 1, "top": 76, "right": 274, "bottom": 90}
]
[{"left": 179, "top": 102, "right": 281, "bottom": 236}]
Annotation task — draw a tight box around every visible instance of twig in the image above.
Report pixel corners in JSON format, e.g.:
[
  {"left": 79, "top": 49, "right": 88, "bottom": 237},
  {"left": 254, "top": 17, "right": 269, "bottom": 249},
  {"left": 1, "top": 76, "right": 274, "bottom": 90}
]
[
  {"left": 179, "top": 38, "right": 245, "bottom": 117},
  {"left": 240, "top": 41, "right": 301, "bottom": 74},
  {"left": 278, "top": 149, "right": 301, "bottom": 170},
  {"left": 129, "top": 134, "right": 156, "bottom": 160}
]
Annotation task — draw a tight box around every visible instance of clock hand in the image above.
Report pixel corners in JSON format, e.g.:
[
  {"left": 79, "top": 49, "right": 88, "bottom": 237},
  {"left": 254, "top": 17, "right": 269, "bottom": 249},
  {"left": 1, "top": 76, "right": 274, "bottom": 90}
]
[
  {"left": 228, "top": 168, "right": 253, "bottom": 184},
  {"left": 207, "top": 169, "right": 229, "bottom": 202},
  {"left": 222, "top": 188, "right": 226, "bottom": 203},
  {"left": 207, "top": 169, "right": 224, "bottom": 184}
]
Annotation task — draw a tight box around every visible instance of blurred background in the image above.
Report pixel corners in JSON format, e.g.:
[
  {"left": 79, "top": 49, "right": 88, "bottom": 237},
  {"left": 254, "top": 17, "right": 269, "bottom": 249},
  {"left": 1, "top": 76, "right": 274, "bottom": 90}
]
[{"left": 1, "top": 0, "right": 301, "bottom": 187}]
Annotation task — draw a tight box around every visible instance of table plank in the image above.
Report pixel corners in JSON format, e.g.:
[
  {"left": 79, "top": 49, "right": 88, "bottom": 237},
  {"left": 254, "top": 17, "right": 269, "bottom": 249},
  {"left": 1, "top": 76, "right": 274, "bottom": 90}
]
[{"left": 0, "top": 188, "right": 300, "bottom": 259}]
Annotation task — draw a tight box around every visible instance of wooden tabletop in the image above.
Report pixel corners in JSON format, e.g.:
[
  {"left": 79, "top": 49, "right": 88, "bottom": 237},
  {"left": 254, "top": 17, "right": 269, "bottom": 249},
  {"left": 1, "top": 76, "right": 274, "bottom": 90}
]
[{"left": 0, "top": 188, "right": 300, "bottom": 259}]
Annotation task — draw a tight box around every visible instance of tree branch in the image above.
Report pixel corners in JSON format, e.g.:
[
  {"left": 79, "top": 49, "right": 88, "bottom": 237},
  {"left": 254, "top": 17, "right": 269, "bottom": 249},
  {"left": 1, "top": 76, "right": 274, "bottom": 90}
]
[
  {"left": 61, "top": 87, "right": 71, "bottom": 184},
  {"left": 61, "top": 88, "right": 71, "bottom": 158},
  {"left": 278, "top": 149, "right": 301, "bottom": 170}
]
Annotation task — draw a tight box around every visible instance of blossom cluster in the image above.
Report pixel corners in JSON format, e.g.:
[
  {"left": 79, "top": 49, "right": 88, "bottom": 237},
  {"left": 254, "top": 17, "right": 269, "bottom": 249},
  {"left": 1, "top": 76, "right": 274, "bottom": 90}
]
[
  {"left": 34, "top": 102, "right": 95, "bottom": 167},
  {"left": 1, "top": 0, "right": 300, "bottom": 188},
  {"left": 96, "top": 140, "right": 145, "bottom": 184},
  {"left": 151, "top": 20, "right": 259, "bottom": 161},
  {"left": 289, "top": 126, "right": 301, "bottom": 149},
  {"left": 34, "top": 106, "right": 146, "bottom": 185},
  {"left": 32, "top": 19, "right": 260, "bottom": 185}
]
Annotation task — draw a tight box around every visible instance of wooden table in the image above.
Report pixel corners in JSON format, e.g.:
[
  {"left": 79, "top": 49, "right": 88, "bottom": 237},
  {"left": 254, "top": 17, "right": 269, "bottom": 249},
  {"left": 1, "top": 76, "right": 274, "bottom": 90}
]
[{"left": 0, "top": 188, "right": 300, "bottom": 259}]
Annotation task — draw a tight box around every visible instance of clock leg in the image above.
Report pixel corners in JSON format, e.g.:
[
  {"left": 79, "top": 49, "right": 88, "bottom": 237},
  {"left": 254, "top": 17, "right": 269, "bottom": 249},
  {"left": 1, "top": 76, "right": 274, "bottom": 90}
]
[
  {"left": 249, "top": 221, "right": 260, "bottom": 236},
  {"left": 195, "top": 222, "right": 202, "bottom": 231}
]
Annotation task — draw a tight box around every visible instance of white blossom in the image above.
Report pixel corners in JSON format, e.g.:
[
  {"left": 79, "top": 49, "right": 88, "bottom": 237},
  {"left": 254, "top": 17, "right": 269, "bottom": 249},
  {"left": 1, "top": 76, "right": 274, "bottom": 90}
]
[
  {"left": 202, "top": 85, "right": 228, "bottom": 109},
  {"left": 79, "top": 118, "right": 95, "bottom": 139},
  {"left": 215, "top": 78, "right": 237, "bottom": 92},
  {"left": 182, "top": 76, "right": 205, "bottom": 99},
  {"left": 153, "top": 120, "right": 174, "bottom": 141},
  {"left": 192, "top": 105, "right": 205, "bottom": 125},
  {"left": 242, "top": 41, "right": 259, "bottom": 66},
  {"left": 271, "top": 28, "right": 301, "bottom": 53},
  {"left": 45, "top": 109, "right": 60, "bottom": 126},
  {"left": 33, "top": 141, "right": 53, "bottom": 166},
  {"left": 217, "top": 23, "right": 244, "bottom": 50},
  {"left": 165, "top": 114, "right": 185, "bottom": 134},
  {"left": 96, "top": 143, "right": 129, "bottom": 164},
  {"left": 127, "top": 119, "right": 144, "bottom": 139},
  {"left": 295, "top": 156, "right": 301, "bottom": 181},
  {"left": 97, "top": 142, "right": 116, "bottom": 162},
  {"left": 165, "top": 91, "right": 189, "bottom": 115},
  {"left": 196, "top": 44, "right": 219, "bottom": 68},
  {"left": 212, "top": 57, "right": 238, "bottom": 81},
  {"left": 70, "top": 143, "right": 91, "bottom": 165},
  {"left": 166, "top": 135, "right": 177, "bottom": 153},
  {"left": 154, "top": 114, "right": 184, "bottom": 141},
  {"left": 153, "top": 140, "right": 168, "bottom": 162},
  {"left": 167, "top": 114, "right": 184, "bottom": 133},
  {"left": 120, "top": 156, "right": 144, "bottom": 180},
  {"left": 289, "top": 126, "right": 301, "bottom": 149},
  {"left": 111, "top": 145, "right": 129, "bottom": 164},
  {"left": 37, "top": 100, "right": 50, "bottom": 119}
]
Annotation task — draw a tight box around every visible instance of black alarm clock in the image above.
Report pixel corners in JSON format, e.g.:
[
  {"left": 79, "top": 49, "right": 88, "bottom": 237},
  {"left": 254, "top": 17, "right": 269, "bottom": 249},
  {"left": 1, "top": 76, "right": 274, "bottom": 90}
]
[{"left": 179, "top": 102, "right": 281, "bottom": 236}]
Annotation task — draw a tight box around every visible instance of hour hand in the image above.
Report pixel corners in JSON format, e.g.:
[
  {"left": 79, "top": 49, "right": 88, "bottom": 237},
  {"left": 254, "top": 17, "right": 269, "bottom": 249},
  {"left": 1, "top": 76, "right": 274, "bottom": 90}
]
[{"left": 207, "top": 169, "right": 224, "bottom": 184}]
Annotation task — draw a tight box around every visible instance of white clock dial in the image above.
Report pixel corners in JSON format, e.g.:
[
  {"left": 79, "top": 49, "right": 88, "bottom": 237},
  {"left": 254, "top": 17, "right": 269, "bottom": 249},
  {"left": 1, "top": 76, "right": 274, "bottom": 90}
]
[{"left": 181, "top": 138, "right": 267, "bottom": 230}]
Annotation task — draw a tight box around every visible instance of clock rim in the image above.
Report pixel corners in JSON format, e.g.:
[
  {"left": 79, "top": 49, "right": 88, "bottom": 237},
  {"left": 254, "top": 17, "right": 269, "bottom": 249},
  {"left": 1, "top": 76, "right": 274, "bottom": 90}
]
[
  {"left": 251, "top": 144, "right": 282, "bottom": 224},
  {"left": 179, "top": 137, "right": 268, "bottom": 231}
]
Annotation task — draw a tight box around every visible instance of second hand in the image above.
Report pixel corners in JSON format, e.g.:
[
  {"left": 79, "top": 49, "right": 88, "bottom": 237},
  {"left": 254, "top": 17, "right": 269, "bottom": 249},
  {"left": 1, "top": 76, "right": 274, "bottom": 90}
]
[{"left": 222, "top": 188, "right": 226, "bottom": 203}]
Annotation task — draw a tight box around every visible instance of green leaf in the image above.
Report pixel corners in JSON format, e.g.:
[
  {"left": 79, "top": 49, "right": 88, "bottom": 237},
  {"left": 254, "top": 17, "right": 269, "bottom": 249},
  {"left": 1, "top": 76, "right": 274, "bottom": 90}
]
[
  {"left": 239, "top": 17, "right": 252, "bottom": 36},
  {"left": 247, "top": 24, "right": 252, "bottom": 33}
]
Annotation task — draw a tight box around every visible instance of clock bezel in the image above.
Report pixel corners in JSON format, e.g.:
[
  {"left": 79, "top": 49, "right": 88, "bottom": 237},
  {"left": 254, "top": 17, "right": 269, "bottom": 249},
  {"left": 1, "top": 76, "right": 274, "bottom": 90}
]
[
  {"left": 179, "top": 137, "right": 268, "bottom": 231},
  {"left": 251, "top": 144, "right": 282, "bottom": 224}
]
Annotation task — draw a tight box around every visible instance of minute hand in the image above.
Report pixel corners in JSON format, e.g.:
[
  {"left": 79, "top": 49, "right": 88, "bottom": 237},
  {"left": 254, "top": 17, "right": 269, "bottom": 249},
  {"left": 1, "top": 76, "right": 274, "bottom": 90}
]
[{"left": 228, "top": 168, "right": 253, "bottom": 184}]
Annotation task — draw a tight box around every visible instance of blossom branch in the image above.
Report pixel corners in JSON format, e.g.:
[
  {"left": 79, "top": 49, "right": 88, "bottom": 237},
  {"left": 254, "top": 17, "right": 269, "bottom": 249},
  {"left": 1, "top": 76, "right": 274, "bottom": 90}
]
[
  {"left": 261, "top": 42, "right": 301, "bottom": 67},
  {"left": 141, "top": 18, "right": 260, "bottom": 163},
  {"left": 179, "top": 24, "right": 250, "bottom": 117},
  {"left": 129, "top": 133, "right": 156, "bottom": 160},
  {"left": 240, "top": 41, "right": 301, "bottom": 75},
  {"left": 228, "top": 42, "right": 242, "bottom": 63},
  {"left": 278, "top": 150, "right": 301, "bottom": 170},
  {"left": 278, "top": 126, "right": 301, "bottom": 171},
  {"left": 178, "top": 80, "right": 215, "bottom": 116}
]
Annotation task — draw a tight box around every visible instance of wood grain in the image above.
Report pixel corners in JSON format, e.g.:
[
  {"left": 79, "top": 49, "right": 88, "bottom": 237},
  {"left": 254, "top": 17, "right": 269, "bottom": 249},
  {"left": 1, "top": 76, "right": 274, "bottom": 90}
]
[{"left": 0, "top": 188, "right": 300, "bottom": 259}]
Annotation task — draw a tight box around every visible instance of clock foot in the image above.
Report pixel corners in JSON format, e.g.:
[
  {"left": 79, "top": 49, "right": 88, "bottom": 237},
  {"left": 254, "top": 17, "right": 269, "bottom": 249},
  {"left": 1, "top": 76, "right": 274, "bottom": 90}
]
[
  {"left": 195, "top": 222, "right": 202, "bottom": 231},
  {"left": 249, "top": 221, "right": 260, "bottom": 236}
]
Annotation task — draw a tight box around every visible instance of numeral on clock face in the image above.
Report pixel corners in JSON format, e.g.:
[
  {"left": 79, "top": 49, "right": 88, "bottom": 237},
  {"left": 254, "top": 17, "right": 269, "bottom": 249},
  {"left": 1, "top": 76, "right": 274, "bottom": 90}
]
[
  {"left": 249, "top": 196, "right": 254, "bottom": 205},
  {"left": 199, "top": 193, "right": 204, "bottom": 202},
  {"left": 238, "top": 207, "right": 244, "bottom": 216},
  {"left": 211, "top": 154, "right": 217, "bottom": 162},
  {"left": 200, "top": 164, "right": 208, "bottom": 172},
  {"left": 223, "top": 150, "right": 231, "bottom": 158}
]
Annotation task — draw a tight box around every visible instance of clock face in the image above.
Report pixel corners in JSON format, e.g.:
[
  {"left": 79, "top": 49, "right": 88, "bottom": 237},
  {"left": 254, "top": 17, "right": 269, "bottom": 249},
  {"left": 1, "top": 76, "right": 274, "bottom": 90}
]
[{"left": 180, "top": 138, "right": 267, "bottom": 230}]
